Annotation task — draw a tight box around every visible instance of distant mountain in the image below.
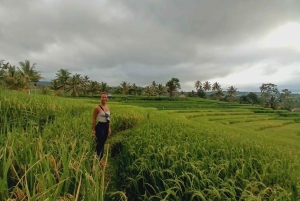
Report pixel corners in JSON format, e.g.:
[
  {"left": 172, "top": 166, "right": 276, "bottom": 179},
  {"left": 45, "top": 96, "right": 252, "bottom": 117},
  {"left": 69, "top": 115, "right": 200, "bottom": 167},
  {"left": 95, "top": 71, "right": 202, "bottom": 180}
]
[{"left": 37, "top": 81, "right": 51, "bottom": 86}]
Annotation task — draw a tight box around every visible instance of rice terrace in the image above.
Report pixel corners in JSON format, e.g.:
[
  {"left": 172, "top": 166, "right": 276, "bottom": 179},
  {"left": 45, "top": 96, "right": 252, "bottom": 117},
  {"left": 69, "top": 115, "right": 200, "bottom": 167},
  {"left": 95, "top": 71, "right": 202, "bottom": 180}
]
[{"left": 1, "top": 89, "right": 300, "bottom": 201}]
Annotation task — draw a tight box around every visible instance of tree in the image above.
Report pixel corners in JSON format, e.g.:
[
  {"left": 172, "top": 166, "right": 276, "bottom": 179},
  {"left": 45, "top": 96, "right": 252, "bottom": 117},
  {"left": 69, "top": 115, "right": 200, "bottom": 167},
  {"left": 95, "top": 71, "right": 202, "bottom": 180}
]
[
  {"left": 55, "top": 69, "right": 71, "bottom": 93},
  {"left": 100, "top": 82, "right": 109, "bottom": 93},
  {"left": 50, "top": 79, "right": 61, "bottom": 91},
  {"left": 130, "top": 83, "right": 139, "bottom": 96},
  {"left": 143, "top": 86, "right": 152, "bottom": 97},
  {"left": 239, "top": 95, "right": 250, "bottom": 104},
  {"left": 212, "top": 82, "right": 221, "bottom": 91},
  {"left": 215, "top": 88, "right": 224, "bottom": 100},
  {"left": 65, "top": 74, "right": 82, "bottom": 97},
  {"left": 226, "top": 86, "right": 237, "bottom": 102},
  {"left": 194, "top": 80, "right": 201, "bottom": 91},
  {"left": 88, "top": 81, "right": 101, "bottom": 97},
  {"left": 0, "top": 60, "right": 8, "bottom": 80},
  {"left": 5, "top": 65, "right": 19, "bottom": 90},
  {"left": 212, "top": 82, "right": 223, "bottom": 100},
  {"left": 280, "top": 89, "right": 294, "bottom": 111},
  {"left": 18, "top": 60, "right": 43, "bottom": 88},
  {"left": 165, "top": 78, "right": 181, "bottom": 97},
  {"left": 247, "top": 92, "right": 260, "bottom": 105},
  {"left": 157, "top": 84, "right": 167, "bottom": 97},
  {"left": 119, "top": 81, "right": 131, "bottom": 95},
  {"left": 203, "top": 81, "right": 211, "bottom": 92},
  {"left": 150, "top": 81, "right": 158, "bottom": 95},
  {"left": 259, "top": 83, "right": 279, "bottom": 109},
  {"left": 81, "top": 75, "right": 90, "bottom": 95},
  {"left": 197, "top": 88, "right": 206, "bottom": 98},
  {"left": 280, "top": 89, "right": 291, "bottom": 101}
]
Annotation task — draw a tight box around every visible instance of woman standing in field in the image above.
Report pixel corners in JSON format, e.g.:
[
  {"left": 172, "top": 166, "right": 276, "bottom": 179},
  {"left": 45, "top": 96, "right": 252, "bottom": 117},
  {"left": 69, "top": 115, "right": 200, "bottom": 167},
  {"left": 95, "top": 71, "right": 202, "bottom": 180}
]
[{"left": 92, "top": 92, "right": 111, "bottom": 167}]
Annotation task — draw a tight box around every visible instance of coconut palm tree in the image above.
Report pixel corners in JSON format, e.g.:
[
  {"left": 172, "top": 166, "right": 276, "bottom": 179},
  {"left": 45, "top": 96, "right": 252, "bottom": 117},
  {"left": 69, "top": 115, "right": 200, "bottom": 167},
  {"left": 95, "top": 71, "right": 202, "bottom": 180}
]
[
  {"left": 18, "top": 60, "right": 43, "bottom": 88},
  {"left": 0, "top": 61, "right": 9, "bottom": 87},
  {"left": 119, "top": 81, "right": 131, "bottom": 95},
  {"left": 194, "top": 80, "right": 201, "bottom": 91},
  {"left": 0, "top": 60, "right": 8, "bottom": 78},
  {"left": 203, "top": 81, "right": 211, "bottom": 92},
  {"left": 130, "top": 83, "right": 139, "bottom": 96},
  {"left": 50, "top": 79, "right": 61, "bottom": 91},
  {"left": 65, "top": 74, "right": 82, "bottom": 97},
  {"left": 55, "top": 69, "right": 71, "bottom": 93},
  {"left": 150, "top": 81, "right": 158, "bottom": 95},
  {"left": 143, "top": 86, "right": 152, "bottom": 97},
  {"left": 157, "top": 84, "right": 167, "bottom": 97},
  {"left": 88, "top": 81, "right": 101, "bottom": 97},
  {"left": 226, "top": 86, "right": 237, "bottom": 101},
  {"left": 212, "top": 82, "right": 221, "bottom": 91},
  {"left": 5, "top": 65, "right": 20, "bottom": 90},
  {"left": 81, "top": 75, "right": 90, "bottom": 95},
  {"left": 215, "top": 88, "right": 224, "bottom": 100},
  {"left": 100, "top": 82, "right": 109, "bottom": 93}
]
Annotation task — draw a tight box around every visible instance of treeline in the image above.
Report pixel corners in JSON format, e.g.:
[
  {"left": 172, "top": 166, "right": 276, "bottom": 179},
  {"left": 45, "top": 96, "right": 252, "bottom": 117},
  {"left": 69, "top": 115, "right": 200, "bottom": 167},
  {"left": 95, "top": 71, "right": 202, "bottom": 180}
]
[
  {"left": 1, "top": 60, "right": 298, "bottom": 111},
  {"left": 0, "top": 60, "right": 43, "bottom": 90},
  {"left": 192, "top": 80, "right": 297, "bottom": 110}
]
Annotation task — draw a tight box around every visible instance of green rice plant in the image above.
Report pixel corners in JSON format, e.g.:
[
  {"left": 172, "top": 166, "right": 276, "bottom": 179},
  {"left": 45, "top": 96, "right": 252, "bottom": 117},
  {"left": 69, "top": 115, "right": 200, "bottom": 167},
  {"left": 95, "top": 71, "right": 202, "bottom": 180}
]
[
  {"left": 0, "top": 91, "right": 109, "bottom": 200},
  {"left": 111, "top": 109, "right": 300, "bottom": 200},
  {"left": 2, "top": 90, "right": 300, "bottom": 200}
]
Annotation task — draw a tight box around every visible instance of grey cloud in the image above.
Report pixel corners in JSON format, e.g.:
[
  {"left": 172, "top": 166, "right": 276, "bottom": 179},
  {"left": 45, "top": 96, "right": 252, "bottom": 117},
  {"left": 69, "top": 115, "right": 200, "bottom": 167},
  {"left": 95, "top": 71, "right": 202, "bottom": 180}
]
[
  {"left": 1, "top": 0, "right": 300, "bottom": 92},
  {"left": 118, "top": 0, "right": 300, "bottom": 44}
]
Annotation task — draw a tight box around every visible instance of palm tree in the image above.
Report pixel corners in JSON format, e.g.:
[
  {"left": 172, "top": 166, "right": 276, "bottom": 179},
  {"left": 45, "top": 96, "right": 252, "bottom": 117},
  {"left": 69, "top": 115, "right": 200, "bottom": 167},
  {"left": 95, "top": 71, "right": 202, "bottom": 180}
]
[
  {"left": 226, "top": 86, "right": 237, "bottom": 101},
  {"left": 100, "top": 82, "right": 109, "bottom": 93},
  {"left": 55, "top": 69, "right": 71, "bottom": 93},
  {"left": 157, "top": 84, "right": 167, "bottom": 97},
  {"left": 150, "top": 81, "right": 158, "bottom": 95},
  {"left": 212, "top": 82, "right": 221, "bottom": 91},
  {"left": 194, "top": 80, "right": 201, "bottom": 91},
  {"left": 0, "top": 61, "right": 9, "bottom": 87},
  {"left": 203, "top": 81, "right": 211, "bottom": 92},
  {"left": 143, "top": 86, "right": 152, "bottom": 97},
  {"left": 81, "top": 75, "right": 90, "bottom": 95},
  {"left": 165, "top": 78, "right": 181, "bottom": 97},
  {"left": 0, "top": 60, "right": 8, "bottom": 78},
  {"left": 18, "top": 60, "right": 43, "bottom": 88},
  {"left": 65, "top": 74, "right": 82, "bottom": 97},
  {"left": 5, "top": 65, "right": 20, "bottom": 90},
  {"left": 50, "top": 79, "right": 61, "bottom": 91},
  {"left": 119, "top": 81, "right": 131, "bottom": 95},
  {"left": 131, "top": 83, "right": 138, "bottom": 96},
  {"left": 215, "top": 88, "right": 224, "bottom": 100},
  {"left": 88, "top": 81, "right": 101, "bottom": 97}
]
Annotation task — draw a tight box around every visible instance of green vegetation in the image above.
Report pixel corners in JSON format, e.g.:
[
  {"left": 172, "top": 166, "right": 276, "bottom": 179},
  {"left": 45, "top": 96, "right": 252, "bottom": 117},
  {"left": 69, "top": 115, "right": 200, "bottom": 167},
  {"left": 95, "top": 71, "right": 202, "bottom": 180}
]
[
  {"left": 0, "top": 90, "right": 145, "bottom": 200},
  {"left": 1, "top": 90, "right": 300, "bottom": 200}
]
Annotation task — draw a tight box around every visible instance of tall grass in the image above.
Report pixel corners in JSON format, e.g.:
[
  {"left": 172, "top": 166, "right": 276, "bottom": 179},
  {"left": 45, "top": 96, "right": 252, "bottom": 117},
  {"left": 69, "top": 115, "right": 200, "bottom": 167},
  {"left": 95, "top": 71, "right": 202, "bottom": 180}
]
[
  {"left": 111, "top": 110, "right": 300, "bottom": 200},
  {"left": 1, "top": 90, "right": 300, "bottom": 200},
  {"left": 0, "top": 90, "right": 145, "bottom": 200}
]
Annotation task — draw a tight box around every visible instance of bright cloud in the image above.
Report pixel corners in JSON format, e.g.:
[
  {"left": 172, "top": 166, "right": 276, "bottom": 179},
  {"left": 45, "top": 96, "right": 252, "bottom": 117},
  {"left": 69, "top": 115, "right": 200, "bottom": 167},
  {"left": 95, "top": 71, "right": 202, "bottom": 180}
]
[{"left": 262, "top": 22, "right": 300, "bottom": 51}]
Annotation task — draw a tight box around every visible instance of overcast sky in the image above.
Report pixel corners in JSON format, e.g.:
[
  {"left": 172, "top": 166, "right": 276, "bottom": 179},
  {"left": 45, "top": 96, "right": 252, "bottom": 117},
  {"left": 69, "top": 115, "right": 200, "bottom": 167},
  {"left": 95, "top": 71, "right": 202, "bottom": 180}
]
[{"left": 1, "top": 0, "right": 300, "bottom": 92}]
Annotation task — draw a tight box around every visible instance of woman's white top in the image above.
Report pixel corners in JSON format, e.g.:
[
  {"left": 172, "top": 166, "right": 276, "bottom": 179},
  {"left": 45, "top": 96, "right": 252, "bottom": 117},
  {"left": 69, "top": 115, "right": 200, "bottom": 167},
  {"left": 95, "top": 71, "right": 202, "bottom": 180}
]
[{"left": 97, "top": 109, "right": 110, "bottom": 123}]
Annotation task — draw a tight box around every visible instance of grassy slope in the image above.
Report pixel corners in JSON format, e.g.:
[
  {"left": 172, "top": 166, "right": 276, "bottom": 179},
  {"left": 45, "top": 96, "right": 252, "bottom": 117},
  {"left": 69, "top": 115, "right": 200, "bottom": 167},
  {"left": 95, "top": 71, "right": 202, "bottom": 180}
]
[
  {"left": 107, "top": 96, "right": 300, "bottom": 200},
  {"left": 1, "top": 91, "right": 299, "bottom": 200}
]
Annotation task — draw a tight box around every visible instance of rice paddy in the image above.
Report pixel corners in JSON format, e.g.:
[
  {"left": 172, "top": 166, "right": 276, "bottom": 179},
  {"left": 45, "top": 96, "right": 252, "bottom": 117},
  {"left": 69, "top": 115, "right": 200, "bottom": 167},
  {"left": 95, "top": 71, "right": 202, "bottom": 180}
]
[{"left": 1, "top": 90, "right": 300, "bottom": 200}]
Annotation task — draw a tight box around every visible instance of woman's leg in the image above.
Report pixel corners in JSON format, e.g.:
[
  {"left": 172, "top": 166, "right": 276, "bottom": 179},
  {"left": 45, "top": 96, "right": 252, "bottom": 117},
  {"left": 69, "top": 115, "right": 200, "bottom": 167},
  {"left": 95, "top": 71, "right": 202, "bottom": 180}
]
[{"left": 95, "top": 122, "right": 109, "bottom": 160}]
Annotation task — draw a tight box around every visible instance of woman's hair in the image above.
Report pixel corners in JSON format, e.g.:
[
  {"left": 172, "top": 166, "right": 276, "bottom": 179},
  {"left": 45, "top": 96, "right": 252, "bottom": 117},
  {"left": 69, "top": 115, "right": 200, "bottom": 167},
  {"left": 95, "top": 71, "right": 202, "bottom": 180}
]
[{"left": 100, "top": 92, "right": 107, "bottom": 97}]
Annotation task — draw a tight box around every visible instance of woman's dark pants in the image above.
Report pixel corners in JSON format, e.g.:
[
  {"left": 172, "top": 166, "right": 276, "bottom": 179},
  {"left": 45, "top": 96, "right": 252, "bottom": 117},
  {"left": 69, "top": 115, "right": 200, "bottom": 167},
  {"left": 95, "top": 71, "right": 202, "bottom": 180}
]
[{"left": 95, "top": 122, "right": 109, "bottom": 160}]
